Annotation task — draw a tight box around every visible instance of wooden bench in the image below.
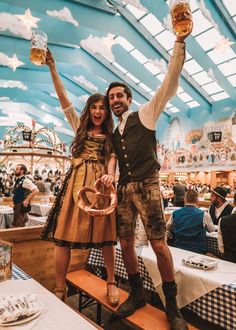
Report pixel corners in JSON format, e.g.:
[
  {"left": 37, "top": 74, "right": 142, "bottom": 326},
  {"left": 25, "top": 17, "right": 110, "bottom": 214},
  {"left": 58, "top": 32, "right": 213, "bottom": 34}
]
[{"left": 66, "top": 269, "right": 197, "bottom": 330}]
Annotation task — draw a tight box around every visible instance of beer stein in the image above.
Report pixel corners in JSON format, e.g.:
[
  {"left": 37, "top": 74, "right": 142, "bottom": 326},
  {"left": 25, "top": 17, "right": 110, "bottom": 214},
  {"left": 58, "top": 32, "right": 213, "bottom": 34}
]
[
  {"left": 171, "top": 0, "right": 193, "bottom": 36},
  {"left": 30, "top": 30, "right": 47, "bottom": 65}
]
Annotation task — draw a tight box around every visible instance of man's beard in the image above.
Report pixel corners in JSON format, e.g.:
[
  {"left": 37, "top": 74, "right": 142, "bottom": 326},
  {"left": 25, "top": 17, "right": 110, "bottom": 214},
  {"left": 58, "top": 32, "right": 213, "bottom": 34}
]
[
  {"left": 15, "top": 172, "right": 20, "bottom": 177},
  {"left": 112, "top": 103, "right": 129, "bottom": 117},
  {"left": 212, "top": 200, "right": 220, "bottom": 208}
]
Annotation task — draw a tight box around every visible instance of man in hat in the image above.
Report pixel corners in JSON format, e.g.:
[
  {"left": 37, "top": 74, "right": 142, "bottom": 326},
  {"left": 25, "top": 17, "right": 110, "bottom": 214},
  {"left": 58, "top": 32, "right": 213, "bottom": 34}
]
[
  {"left": 218, "top": 192, "right": 236, "bottom": 262},
  {"left": 209, "top": 187, "right": 234, "bottom": 225}
]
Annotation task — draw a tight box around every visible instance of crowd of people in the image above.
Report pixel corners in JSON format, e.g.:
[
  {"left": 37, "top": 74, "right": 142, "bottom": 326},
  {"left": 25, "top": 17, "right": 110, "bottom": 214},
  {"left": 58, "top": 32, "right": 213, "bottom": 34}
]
[{"left": 0, "top": 168, "right": 64, "bottom": 198}]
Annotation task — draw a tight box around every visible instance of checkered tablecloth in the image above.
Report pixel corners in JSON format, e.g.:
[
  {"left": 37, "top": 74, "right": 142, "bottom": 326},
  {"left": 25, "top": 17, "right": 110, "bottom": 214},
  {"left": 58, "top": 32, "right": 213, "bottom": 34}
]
[
  {"left": 206, "top": 234, "right": 223, "bottom": 258},
  {"left": 88, "top": 247, "right": 236, "bottom": 330},
  {"left": 12, "top": 264, "right": 31, "bottom": 280}
]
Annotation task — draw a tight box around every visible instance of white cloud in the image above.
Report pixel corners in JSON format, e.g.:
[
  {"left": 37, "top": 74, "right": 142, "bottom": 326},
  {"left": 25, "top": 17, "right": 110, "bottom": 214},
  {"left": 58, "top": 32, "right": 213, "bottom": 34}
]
[
  {"left": 122, "top": 0, "right": 147, "bottom": 12},
  {"left": 163, "top": 13, "right": 172, "bottom": 33},
  {"left": 0, "top": 97, "right": 10, "bottom": 102},
  {"left": 0, "top": 12, "right": 31, "bottom": 39},
  {"left": 73, "top": 75, "right": 98, "bottom": 92},
  {"left": 148, "top": 58, "right": 167, "bottom": 74},
  {"left": 78, "top": 94, "right": 89, "bottom": 103},
  {"left": 81, "top": 33, "right": 117, "bottom": 62},
  {"left": 46, "top": 7, "right": 79, "bottom": 27},
  {"left": 0, "top": 80, "right": 28, "bottom": 90}
]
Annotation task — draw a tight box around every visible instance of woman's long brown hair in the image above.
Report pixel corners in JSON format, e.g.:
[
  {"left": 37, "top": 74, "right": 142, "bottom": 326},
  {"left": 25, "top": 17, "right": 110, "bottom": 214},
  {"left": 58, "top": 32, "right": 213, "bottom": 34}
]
[{"left": 71, "top": 93, "right": 114, "bottom": 159}]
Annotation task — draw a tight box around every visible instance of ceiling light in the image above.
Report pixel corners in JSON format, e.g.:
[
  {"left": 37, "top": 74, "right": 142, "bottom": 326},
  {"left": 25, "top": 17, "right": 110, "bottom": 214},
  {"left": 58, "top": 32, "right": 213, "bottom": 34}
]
[
  {"left": 169, "top": 107, "right": 180, "bottom": 113},
  {"left": 112, "top": 61, "right": 127, "bottom": 74},
  {"left": 115, "top": 36, "right": 134, "bottom": 52},
  {"left": 211, "top": 91, "right": 230, "bottom": 101},
  {"left": 227, "top": 74, "right": 236, "bottom": 87},
  {"left": 139, "top": 82, "right": 152, "bottom": 92},
  {"left": 126, "top": 72, "right": 140, "bottom": 84},
  {"left": 139, "top": 13, "right": 164, "bottom": 36},
  {"left": 184, "top": 59, "right": 203, "bottom": 75},
  {"left": 201, "top": 82, "right": 223, "bottom": 94},
  {"left": 187, "top": 101, "right": 200, "bottom": 108},
  {"left": 130, "top": 49, "right": 148, "bottom": 64},
  {"left": 178, "top": 92, "right": 193, "bottom": 102}
]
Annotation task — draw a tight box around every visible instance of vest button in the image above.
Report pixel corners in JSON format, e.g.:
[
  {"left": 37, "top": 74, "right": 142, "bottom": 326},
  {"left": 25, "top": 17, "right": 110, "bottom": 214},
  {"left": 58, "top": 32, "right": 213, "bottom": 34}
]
[
  {"left": 121, "top": 139, "right": 124, "bottom": 143},
  {"left": 122, "top": 146, "right": 125, "bottom": 150},
  {"left": 126, "top": 163, "right": 130, "bottom": 167},
  {"left": 124, "top": 154, "right": 128, "bottom": 158},
  {"left": 128, "top": 171, "right": 132, "bottom": 175}
]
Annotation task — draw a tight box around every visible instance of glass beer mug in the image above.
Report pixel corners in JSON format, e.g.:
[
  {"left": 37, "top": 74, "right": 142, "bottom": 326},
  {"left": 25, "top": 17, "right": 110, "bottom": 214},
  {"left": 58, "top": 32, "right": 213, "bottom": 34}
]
[
  {"left": 171, "top": 0, "right": 193, "bottom": 37},
  {"left": 30, "top": 30, "right": 47, "bottom": 65}
]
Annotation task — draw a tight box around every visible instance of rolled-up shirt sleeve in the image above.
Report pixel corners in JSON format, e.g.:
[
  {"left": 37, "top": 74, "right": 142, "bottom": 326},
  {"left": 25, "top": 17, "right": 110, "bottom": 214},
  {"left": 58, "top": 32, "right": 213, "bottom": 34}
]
[
  {"left": 203, "top": 212, "right": 215, "bottom": 232},
  {"left": 22, "top": 178, "right": 38, "bottom": 191},
  {"left": 63, "top": 104, "right": 81, "bottom": 133},
  {"left": 139, "top": 42, "right": 185, "bottom": 130}
]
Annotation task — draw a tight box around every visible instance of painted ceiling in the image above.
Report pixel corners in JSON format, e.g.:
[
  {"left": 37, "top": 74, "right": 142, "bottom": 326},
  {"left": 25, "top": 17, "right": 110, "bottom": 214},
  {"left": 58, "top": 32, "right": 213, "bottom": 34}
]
[{"left": 0, "top": 0, "right": 236, "bottom": 145}]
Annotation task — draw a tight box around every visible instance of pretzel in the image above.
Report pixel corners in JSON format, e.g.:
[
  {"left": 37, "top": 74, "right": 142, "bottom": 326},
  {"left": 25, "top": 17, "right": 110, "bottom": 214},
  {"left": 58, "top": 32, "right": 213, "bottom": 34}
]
[{"left": 77, "top": 178, "right": 117, "bottom": 216}]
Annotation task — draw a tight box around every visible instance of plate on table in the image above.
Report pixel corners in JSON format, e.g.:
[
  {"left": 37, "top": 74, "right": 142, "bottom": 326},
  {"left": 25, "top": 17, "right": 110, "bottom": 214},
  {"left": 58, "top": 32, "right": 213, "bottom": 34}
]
[
  {"left": 0, "top": 295, "right": 45, "bottom": 327},
  {"left": 182, "top": 255, "right": 218, "bottom": 270}
]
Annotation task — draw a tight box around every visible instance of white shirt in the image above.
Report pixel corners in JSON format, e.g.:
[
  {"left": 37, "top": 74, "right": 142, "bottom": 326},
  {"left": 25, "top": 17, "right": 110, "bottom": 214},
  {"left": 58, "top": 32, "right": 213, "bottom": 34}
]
[
  {"left": 117, "top": 110, "right": 133, "bottom": 135},
  {"left": 20, "top": 176, "right": 38, "bottom": 192},
  {"left": 214, "top": 201, "right": 229, "bottom": 219},
  {"left": 117, "top": 42, "right": 185, "bottom": 134}
]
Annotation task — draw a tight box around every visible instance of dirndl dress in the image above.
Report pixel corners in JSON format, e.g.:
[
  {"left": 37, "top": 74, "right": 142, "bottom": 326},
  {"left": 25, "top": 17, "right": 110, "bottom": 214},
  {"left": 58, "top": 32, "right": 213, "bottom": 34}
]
[{"left": 41, "top": 134, "right": 117, "bottom": 249}]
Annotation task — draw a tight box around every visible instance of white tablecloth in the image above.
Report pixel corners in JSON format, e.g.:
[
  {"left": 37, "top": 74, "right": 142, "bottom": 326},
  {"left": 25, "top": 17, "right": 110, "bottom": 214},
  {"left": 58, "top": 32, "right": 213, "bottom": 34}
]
[
  {"left": 0, "top": 279, "right": 96, "bottom": 330},
  {"left": 141, "top": 246, "right": 236, "bottom": 308},
  {"left": 30, "top": 204, "right": 51, "bottom": 217}
]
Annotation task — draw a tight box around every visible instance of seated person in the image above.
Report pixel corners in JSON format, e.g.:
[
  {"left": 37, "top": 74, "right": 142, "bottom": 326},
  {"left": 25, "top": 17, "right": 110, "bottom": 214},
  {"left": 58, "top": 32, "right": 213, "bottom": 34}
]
[
  {"left": 167, "top": 189, "right": 214, "bottom": 254},
  {"left": 209, "top": 187, "right": 233, "bottom": 225},
  {"left": 218, "top": 192, "right": 236, "bottom": 262}
]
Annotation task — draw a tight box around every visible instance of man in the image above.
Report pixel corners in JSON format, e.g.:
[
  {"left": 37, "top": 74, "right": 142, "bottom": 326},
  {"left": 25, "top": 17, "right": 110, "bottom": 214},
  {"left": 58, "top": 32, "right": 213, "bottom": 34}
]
[
  {"left": 35, "top": 176, "right": 46, "bottom": 193},
  {"left": 105, "top": 32, "right": 191, "bottom": 330},
  {"left": 12, "top": 164, "right": 38, "bottom": 227},
  {"left": 173, "top": 179, "right": 187, "bottom": 207},
  {"left": 209, "top": 187, "right": 233, "bottom": 225},
  {"left": 167, "top": 190, "right": 214, "bottom": 254},
  {"left": 218, "top": 192, "right": 236, "bottom": 262}
]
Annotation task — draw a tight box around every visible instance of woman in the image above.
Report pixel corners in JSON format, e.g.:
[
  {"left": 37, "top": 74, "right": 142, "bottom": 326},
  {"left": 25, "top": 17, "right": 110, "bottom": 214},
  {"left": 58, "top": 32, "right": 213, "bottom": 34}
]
[{"left": 41, "top": 49, "right": 119, "bottom": 306}]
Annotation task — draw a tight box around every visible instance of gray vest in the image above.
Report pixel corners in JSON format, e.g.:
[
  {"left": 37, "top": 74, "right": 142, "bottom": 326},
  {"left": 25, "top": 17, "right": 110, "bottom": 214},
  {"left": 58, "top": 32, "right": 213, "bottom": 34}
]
[{"left": 113, "top": 112, "right": 160, "bottom": 185}]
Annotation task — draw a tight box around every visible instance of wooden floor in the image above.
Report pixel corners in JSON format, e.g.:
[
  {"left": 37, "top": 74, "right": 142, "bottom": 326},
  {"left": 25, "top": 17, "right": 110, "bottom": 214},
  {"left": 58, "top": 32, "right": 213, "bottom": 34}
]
[{"left": 67, "top": 283, "right": 225, "bottom": 330}]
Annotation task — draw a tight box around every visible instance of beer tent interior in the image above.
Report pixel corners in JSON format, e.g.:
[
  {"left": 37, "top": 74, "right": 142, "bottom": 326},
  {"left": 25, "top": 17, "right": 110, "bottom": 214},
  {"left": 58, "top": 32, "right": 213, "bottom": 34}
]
[{"left": 0, "top": 0, "right": 236, "bottom": 161}]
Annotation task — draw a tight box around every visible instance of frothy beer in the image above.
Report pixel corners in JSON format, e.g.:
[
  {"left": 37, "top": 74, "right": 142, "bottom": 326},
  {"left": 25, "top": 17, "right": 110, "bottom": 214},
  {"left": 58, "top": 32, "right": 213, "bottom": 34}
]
[
  {"left": 171, "top": 1, "right": 193, "bottom": 37},
  {"left": 30, "top": 48, "right": 46, "bottom": 65},
  {"left": 30, "top": 30, "right": 47, "bottom": 66}
]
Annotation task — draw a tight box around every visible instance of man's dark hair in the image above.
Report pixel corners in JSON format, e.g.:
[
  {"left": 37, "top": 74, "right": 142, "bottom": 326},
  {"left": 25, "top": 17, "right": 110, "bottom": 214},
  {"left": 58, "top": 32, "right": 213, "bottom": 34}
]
[
  {"left": 17, "top": 164, "right": 27, "bottom": 175},
  {"left": 105, "top": 82, "right": 132, "bottom": 107},
  {"left": 185, "top": 189, "right": 198, "bottom": 204}
]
